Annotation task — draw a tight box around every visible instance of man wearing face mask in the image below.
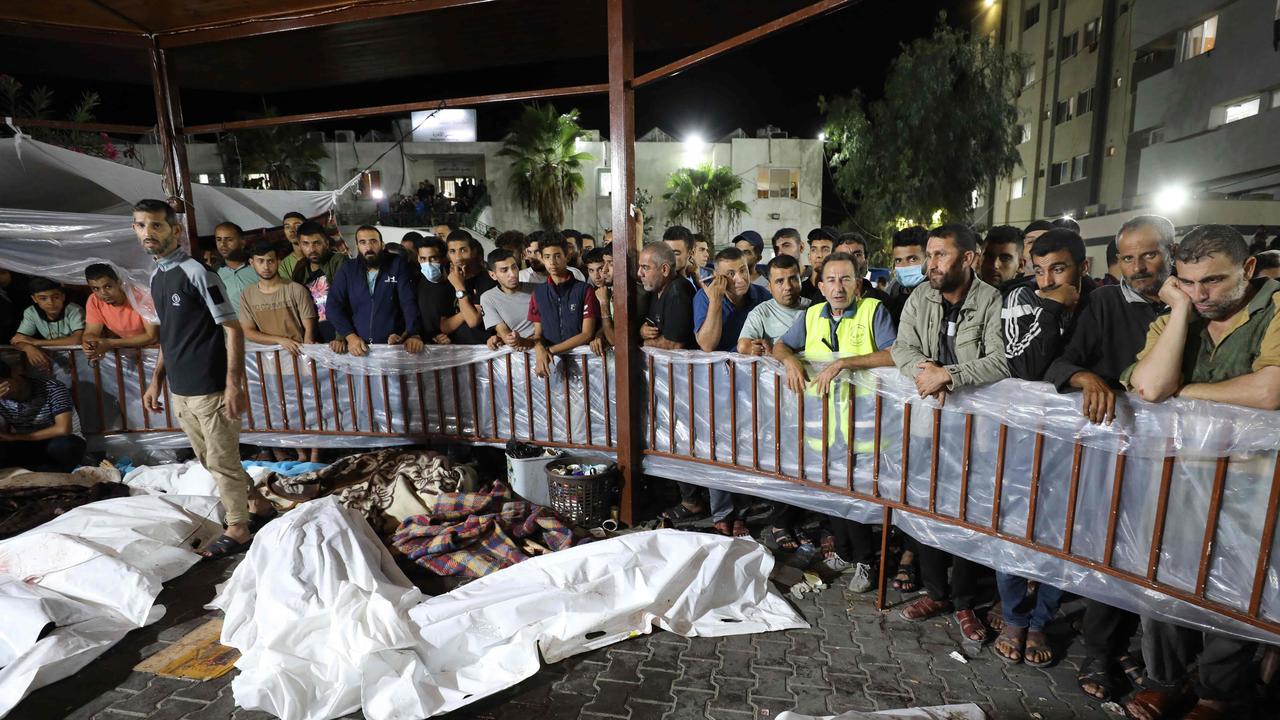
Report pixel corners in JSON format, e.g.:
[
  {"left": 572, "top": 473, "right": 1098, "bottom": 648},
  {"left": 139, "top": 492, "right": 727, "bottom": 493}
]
[
  {"left": 290, "top": 222, "right": 347, "bottom": 342},
  {"left": 415, "top": 236, "right": 454, "bottom": 344},
  {"left": 885, "top": 225, "right": 929, "bottom": 327}
]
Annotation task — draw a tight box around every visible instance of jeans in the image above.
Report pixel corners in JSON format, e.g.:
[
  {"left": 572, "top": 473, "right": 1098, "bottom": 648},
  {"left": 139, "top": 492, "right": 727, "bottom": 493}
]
[
  {"left": 995, "top": 571, "right": 1065, "bottom": 630},
  {"left": 0, "top": 435, "right": 86, "bottom": 472}
]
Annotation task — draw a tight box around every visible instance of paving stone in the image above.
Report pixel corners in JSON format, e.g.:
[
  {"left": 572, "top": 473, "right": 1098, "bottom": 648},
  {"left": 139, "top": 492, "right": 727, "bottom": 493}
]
[
  {"left": 748, "top": 666, "right": 794, "bottom": 702},
  {"left": 231, "top": 712, "right": 276, "bottom": 720},
  {"left": 661, "top": 688, "right": 712, "bottom": 720},
  {"left": 629, "top": 669, "right": 677, "bottom": 706},
  {"left": 107, "top": 677, "right": 198, "bottom": 715},
  {"left": 707, "top": 676, "right": 754, "bottom": 714},
  {"left": 788, "top": 634, "right": 828, "bottom": 661},
  {"left": 642, "top": 642, "right": 684, "bottom": 673},
  {"left": 542, "top": 693, "right": 593, "bottom": 720},
  {"left": 554, "top": 660, "right": 608, "bottom": 696},
  {"left": 785, "top": 662, "right": 830, "bottom": 690},
  {"left": 779, "top": 690, "right": 829, "bottom": 718},
  {"left": 178, "top": 690, "right": 238, "bottom": 720},
  {"left": 826, "top": 685, "right": 877, "bottom": 714},
  {"left": 682, "top": 638, "right": 720, "bottom": 661},
  {"left": 748, "top": 641, "right": 792, "bottom": 670},
  {"left": 582, "top": 679, "right": 633, "bottom": 718},
  {"left": 116, "top": 672, "right": 157, "bottom": 692},
  {"left": 65, "top": 689, "right": 132, "bottom": 720},
  {"left": 704, "top": 710, "right": 752, "bottom": 720},
  {"left": 600, "top": 650, "right": 646, "bottom": 684},
  {"left": 714, "top": 650, "right": 755, "bottom": 679},
  {"left": 172, "top": 673, "right": 235, "bottom": 702},
  {"left": 673, "top": 658, "right": 718, "bottom": 692}
]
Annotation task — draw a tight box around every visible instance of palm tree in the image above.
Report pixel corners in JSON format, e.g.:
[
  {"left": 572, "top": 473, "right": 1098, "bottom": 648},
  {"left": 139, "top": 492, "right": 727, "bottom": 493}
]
[
  {"left": 217, "top": 105, "right": 328, "bottom": 190},
  {"left": 662, "top": 164, "right": 749, "bottom": 244},
  {"left": 498, "top": 104, "right": 592, "bottom": 231}
]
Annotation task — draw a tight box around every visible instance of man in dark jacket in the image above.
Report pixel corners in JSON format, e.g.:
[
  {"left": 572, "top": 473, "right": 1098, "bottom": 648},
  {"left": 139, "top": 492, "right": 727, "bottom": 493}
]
[
  {"left": 326, "top": 225, "right": 423, "bottom": 356},
  {"left": 1043, "top": 215, "right": 1173, "bottom": 703}
]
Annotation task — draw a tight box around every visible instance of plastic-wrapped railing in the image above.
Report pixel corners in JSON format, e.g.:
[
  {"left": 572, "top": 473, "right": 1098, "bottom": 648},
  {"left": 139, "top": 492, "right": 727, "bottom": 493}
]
[{"left": 4, "top": 343, "right": 1278, "bottom": 644}]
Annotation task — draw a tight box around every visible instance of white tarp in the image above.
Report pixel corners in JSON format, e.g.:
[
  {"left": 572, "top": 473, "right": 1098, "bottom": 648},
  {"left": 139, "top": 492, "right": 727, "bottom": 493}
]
[
  {"left": 212, "top": 497, "right": 807, "bottom": 720},
  {"left": 0, "top": 493, "right": 223, "bottom": 718},
  {"left": 776, "top": 707, "right": 986, "bottom": 720},
  {"left": 0, "top": 136, "right": 335, "bottom": 231}
]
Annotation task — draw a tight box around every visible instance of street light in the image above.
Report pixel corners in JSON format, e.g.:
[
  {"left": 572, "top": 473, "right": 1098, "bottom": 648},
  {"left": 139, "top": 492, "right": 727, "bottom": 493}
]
[
  {"left": 983, "top": 0, "right": 996, "bottom": 8},
  {"left": 683, "top": 133, "right": 706, "bottom": 165},
  {"left": 1155, "top": 185, "right": 1190, "bottom": 213},
  {"left": 817, "top": 131, "right": 826, "bottom": 142}
]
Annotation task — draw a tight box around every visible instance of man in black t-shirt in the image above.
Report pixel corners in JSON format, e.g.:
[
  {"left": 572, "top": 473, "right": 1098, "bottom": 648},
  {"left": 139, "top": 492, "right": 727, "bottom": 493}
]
[
  {"left": 637, "top": 242, "right": 695, "bottom": 349},
  {"left": 135, "top": 199, "right": 275, "bottom": 560}
]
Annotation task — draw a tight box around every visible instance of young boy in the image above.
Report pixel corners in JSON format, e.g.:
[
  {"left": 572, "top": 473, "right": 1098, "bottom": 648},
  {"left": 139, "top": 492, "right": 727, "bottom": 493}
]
[
  {"left": 82, "top": 264, "right": 158, "bottom": 364},
  {"left": 11, "top": 277, "right": 85, "bottom": 371},
  {"left": 528, "top": 235, "right": 599, "bottom": 378},
  {"left": 480, "top": 249, "right": 536, "bottom": 350},
  {"left": 238, "top": 239, "right": 320, "bottom": 462}
]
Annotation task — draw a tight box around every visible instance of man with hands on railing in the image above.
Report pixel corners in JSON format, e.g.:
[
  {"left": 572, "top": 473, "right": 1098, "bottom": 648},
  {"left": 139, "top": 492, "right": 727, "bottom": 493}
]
[
  {"left": 528, "top": 235, "right": 598, "bottom": 378},
  {"left": 81, "top": 263, "right": 157, "bottom": 366},
  {"left": 480, "top": 249, "right": 536, "bottom": 352},
  {"left": 890, "top": 223, "right": 1007, "bottom": 644},
  {"left": 1040, "top": 215, "right": 1174, "bottom": 703},
  {"left": 737, "top": 255, "right": 811, "bottom": 357},
  {"left": 10, "top": 277, "right": 84, "bottom": 372},
  {"left": 583, "top": 247, "right": 614, "bottom": 355},
  {"left": 133, "top": 198, "right": 276, "bottom": 561},
  {"left": 238, "top": 240, "right": 318, "bottom": 357},
  {"left": 1121, "top": 224, "right": 1279, "bottom": 720},
  {"left": 325, "top": 225, "right": 424, "bottom": 358}
]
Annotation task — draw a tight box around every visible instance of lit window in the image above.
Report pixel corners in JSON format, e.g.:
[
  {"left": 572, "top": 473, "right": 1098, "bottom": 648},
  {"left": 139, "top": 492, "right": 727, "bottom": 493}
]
[
  {"left": 1273, "top": 89, "right": 1280, "bottom": 109},
  {"left": 756, "top": 167, "right": 800, "bottom": 200},
  {"left": 1011, "top": 177, "right": 1026, "bottom": 200},
  {"left": 1019, "top": 124, "right": 1031, "bottom": 144},
  {"left": 1223, "top": 96, "right": 1262, "bottom": 125},
  {"left": 1055, "top": 96, "right": 1075, "bottom": 124},
  {"left": 1179, "top": 15, "right": 1217, "bottom": 62},
  {"left": 1071, "top": 153, "right": 1090, "bottom": 181},
  {"left": 197, "top": 174, "right": 210, "bottom": 184}
]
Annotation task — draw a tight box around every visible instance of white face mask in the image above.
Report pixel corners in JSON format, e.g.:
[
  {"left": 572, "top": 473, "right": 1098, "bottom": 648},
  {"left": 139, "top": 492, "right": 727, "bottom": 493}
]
[{"left": 421, "top": 262, "right": 443, "bottom": 282}]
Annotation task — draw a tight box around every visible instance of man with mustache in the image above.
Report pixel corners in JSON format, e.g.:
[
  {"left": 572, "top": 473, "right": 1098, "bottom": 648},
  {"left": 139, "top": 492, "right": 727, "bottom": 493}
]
[
  {"left": 1041, "top": 215, "right": 1173, "bottom": 702},
  {"left": 290, "top": 221, "right": 347, "bottom": 343},
  {"left": 325, "top": 225, "right": 423, "bottom": 357},
  {"left": 1123, "top": 224, "right": 1280, "bottom": 720}
]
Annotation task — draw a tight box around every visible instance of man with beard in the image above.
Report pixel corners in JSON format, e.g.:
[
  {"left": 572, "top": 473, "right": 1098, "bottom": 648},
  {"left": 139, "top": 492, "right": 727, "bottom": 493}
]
[
  {"left": 991, "top": 228, "right": 1095, "bottom": 669},
  {"left": 638, "top": 242, "right": 696, "bottom": 351},
  {"left": 979, "top": 225, "right": 1025, "bottom": 289},
  {"left": 738, "top": 255, "right": 811, "bottom": 356},
  {"left": 326, "top": 225, "right": 423, "bottom": 357},
  {"left": 1123, "top": 224, "right": 1280, "bottom": 720},
  {"left": 214, "top": 222, "right": 257, "bottom": 311},
  {"left": 891, "top": 223, "right": 1007, "bottom": 644},
  {"left": 1042, "top": 215, "right": 1173, "bottom": 703},
  {"left": 135, "top": 198, "right": 275, "bottom": 559},
  {"left": 278, "top": 212, "right": 307, "bottom": 280},
  {"left": 520, "top": 230, "right": 585, "bottom": 284},
  {"left": 290, "top": 221, "right": 347, "bottom": 342}
]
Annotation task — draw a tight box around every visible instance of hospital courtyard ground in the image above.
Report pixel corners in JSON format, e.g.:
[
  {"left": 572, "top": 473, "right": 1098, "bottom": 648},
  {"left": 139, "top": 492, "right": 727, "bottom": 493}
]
[{"left": 15, "top": 548, "right": 1148, "bottom": 720}]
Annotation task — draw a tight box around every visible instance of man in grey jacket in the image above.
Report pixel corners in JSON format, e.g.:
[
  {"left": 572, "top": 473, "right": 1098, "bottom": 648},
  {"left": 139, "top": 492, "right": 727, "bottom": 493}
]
[{"left": 890, "top": 223, "right": 1009, "bottom": 643}]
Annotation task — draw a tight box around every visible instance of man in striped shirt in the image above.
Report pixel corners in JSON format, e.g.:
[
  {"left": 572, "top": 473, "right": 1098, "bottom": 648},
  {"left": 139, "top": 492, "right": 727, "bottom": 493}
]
[{"left": 0, "top": 361, "right": 84, "bottom": 471}]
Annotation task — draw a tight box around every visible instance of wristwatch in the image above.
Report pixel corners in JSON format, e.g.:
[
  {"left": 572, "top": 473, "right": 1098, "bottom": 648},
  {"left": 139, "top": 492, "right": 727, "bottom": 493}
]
[{"left": 455, "top": 290, "right": 466, "bottom": 299}]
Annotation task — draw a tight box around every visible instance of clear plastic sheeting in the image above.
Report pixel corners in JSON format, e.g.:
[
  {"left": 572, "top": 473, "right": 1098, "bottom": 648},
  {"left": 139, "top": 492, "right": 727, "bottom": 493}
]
[
  {"left": 213, "top": 497, "right": 807, "bottom": 720},
  {"left": 25, "top": 344, "right": 617, "bottom": 451},
  {"left": 776, "top": 706, "right": 986, "bottom": 720},
  {"left": 0, "top": 493, "right": 223, "bottom": 718},
  {"left": 642, "top": 353, "right": 1280, "bottom": 644}
]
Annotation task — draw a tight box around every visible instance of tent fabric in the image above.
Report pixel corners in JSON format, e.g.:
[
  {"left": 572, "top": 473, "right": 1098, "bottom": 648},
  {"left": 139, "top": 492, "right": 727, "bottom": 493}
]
[{"left": 0, "top": 136, "right": 335, "bottom": 231}]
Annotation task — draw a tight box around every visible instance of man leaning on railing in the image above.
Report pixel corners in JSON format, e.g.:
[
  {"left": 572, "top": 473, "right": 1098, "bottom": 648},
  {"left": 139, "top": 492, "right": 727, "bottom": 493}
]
[
  {"left": 890, "top": 223, "right": 1008, "bottom": 645},
  {"left": 1122, "top": 225, "right": 1280, "bottom": 720},
  {"left": 325, "top": 225, "right": 424, "bottom": 357}
]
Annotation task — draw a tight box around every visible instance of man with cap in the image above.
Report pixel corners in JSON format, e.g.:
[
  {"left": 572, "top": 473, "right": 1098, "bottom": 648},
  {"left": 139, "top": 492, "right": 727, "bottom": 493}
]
[{"left": 733, "top": 231, "right": 769, "bottom": 288}]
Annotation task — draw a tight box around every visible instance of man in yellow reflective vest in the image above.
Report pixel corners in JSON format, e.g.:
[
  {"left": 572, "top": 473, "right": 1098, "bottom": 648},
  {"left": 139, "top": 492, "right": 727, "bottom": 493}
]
[{"left": 773, "top": 251, "right": 896, "bottom": 592}]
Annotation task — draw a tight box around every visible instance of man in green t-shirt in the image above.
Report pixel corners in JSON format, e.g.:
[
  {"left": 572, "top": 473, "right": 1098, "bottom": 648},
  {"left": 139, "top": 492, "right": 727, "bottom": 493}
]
[{"left": 10, "top": 277, "right": 85, "bottom": 372}]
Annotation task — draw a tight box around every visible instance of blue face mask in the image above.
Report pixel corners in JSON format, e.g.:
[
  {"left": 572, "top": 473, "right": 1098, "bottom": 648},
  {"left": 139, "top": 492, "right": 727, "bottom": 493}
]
[
  {"left": 421, "top": 262, "right": 443, "bottom": 282},
  {"left": 895, "top": 264, "right": 925, "bottom": 288}
]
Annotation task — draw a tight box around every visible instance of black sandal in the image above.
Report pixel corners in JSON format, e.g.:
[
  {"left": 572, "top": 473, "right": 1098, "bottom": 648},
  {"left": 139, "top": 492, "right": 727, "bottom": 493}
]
[
  {"left": 765, "top": 526, "right": 800, "bottom": 552},
  {"left": 1117, "top": 654, "right": 1145, "bottom": 689},
  {"left": 660, "top": 503, "right": 707, "bottom": 525},
  {"left": 1077, "top": 656, "right": 1116, "bottom": 701},
  {"left": 247, "top": 507, "right": 279, "bottom": 534},
  {"left": 200, "top": 534, "right": 250, "bottom": 560},
  {"left": 892, "top": 563, "right": 919, "bottom": 592}
]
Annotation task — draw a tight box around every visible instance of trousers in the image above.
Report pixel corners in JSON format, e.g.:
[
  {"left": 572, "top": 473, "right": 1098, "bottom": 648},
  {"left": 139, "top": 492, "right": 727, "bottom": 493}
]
[
  {"left": 1140, "top": 616, "right": 1255, "bottom": 701},
  {"left": 172, "top": 391, "right": 252, "bottom": 527},
  {"left": 995, "top": 571, "right": 1064, "bottom": 630}
]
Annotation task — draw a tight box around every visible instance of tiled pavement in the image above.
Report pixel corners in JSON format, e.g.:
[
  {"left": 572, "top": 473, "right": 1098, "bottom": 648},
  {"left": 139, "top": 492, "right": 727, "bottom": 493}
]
[{"left": 16, "top": 550, "right": 1135, "bottom": 720}]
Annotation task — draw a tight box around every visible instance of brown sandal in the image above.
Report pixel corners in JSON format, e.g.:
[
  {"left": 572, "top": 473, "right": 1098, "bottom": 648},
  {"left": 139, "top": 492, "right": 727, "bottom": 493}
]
[
  {"left": 731, "top": 519, "right": 750, "bottom": 537},
  {"left": 713, "top": 521, "right": 732, "bottom": 536},
  {"left": 986, "top": 603, "right": 1006, "bottom": 632},
  {"left": 953, "top": 609, "right": 989, "bottom": 644},
  {"left": 991, "top": 626, "right": 1026, "bottom": 664},
  {"left": 1182, "top": 702, "right": 1228, "bottom": 720},
  {"left": 1123, "top": 689, "right": 1184, "bottom": 720},
  {"left": 1024, "top": 629, "right": 1054, "bottom": 667}
]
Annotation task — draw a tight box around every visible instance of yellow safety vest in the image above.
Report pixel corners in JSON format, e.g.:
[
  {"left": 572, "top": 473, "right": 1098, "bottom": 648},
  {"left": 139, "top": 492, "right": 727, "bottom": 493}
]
[{"left": 800, "top": 298, "right": 881, "bottom": 453}]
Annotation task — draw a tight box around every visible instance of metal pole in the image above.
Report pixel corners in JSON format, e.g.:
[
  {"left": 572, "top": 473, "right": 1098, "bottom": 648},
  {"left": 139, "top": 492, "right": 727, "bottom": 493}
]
[
  {"left": 148, "top": 39, "right": 198, "bottom": 242},
  {"left": 608, "top": 0, "right": 641, "bottom": 525}
]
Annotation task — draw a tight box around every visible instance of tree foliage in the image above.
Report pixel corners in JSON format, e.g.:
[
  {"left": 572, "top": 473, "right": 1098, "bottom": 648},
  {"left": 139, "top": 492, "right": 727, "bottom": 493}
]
[
  {"left": 217, "top": 106, "right": 329, "bottom": 190},
  {"left": 662, "top": 163, "right": 749, "bottom": 245},
  {"left": 0, "top": 74, "right": 132, "bottom": 161},
  {"left": 498, "top": 103, "right": 592, "bottom": 231},
  {"left": 821, "top": 17, "right": 1028, "bottom": 232}
]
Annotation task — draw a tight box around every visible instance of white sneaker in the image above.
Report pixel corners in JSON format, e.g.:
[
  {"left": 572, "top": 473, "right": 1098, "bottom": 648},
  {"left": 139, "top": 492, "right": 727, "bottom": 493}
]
[
  {"left": 822, "top": 553, "right": 854, "bottom": 574},
  {"left": 846, "top": 562, "right": 875, "bottom": 593}
]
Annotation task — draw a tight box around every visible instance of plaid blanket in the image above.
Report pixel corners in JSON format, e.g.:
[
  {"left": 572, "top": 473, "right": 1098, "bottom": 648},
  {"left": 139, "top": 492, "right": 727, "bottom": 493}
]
[{"left": 391, "top": 482, "right": 579, "bottom": 577}]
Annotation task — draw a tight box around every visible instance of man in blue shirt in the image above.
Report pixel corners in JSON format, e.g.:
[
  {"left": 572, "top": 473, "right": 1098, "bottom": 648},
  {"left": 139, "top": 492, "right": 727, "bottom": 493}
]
[
  {"left": 326, "top": 225, "right": 424, "bottom": 357},
  {"left": 693, "top": 247, "right": 771, "bottom": 352}
]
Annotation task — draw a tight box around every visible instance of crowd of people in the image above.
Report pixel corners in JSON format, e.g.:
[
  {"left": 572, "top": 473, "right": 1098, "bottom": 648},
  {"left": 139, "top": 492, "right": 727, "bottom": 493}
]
[{"left": 2, "top": 198, "right": 1280, "bottom": 717}]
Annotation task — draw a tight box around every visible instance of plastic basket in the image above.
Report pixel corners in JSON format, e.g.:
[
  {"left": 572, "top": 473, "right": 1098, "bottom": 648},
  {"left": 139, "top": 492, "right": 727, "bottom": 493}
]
[{"left": 545, "top": 458, "right": 617, "bottom": 527}]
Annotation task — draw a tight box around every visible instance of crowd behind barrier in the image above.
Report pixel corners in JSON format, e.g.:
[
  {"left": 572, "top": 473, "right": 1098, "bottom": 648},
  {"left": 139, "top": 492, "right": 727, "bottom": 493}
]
[{"left": 6, "top": 341, "right": 1279, "bottom": 645}]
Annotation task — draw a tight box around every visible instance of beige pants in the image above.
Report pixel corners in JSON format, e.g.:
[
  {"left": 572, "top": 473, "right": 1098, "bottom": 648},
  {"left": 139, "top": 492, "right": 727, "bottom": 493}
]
[{"left": 172, "top": 391, "right": 252, "bottom": 527}]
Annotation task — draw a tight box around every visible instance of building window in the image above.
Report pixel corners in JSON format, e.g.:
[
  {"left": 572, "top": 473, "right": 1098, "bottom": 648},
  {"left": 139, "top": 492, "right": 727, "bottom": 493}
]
[
  {"left": 1011, "top": 177, "right": 1027, "bottom": 200},
  {"left": 756, "top": 167, "right": 799, "bottom": 199},
  {"left": 1084, "top": 18, "right": 1101, "bottom": 48},
  {"left": 1071, "top": 153, "right": 1089, "bottom": 181},
  {"left": 1178, "top": 15, "right": 1217, "bottom": 62},
  {"left": 1050, "top": 160, "right": 1070, "bottom": 186},
  {"left": 1221, "top": 96, "right": 1262, "bottom": 126},
  {"left": 1023, "top": 64, "right": 1038, "bottom": 88},
  {"left": 1055, "top": 96, "right": 1075, "bottom": 124},
  {"left": 360, "top": 170, "right": 382, "bottom": 198},
  {"left": 1019, "top": 124, "right": 1032, "bottom": 144},
  {"left": 1077, "top": 87, "right": 1096, "bottom": 116},
  {"left": 1273, "top": 89, "right": 1280, "bottom": 109},
  {"left": 1060, "top": 31, "right": 1080, "bottom": 60},
  {"left": 1024, "top": 4, "right": 1040, "bottom": 30},
  {"left": 197, "top": 174, "right": 210, "bottom": 184}
]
